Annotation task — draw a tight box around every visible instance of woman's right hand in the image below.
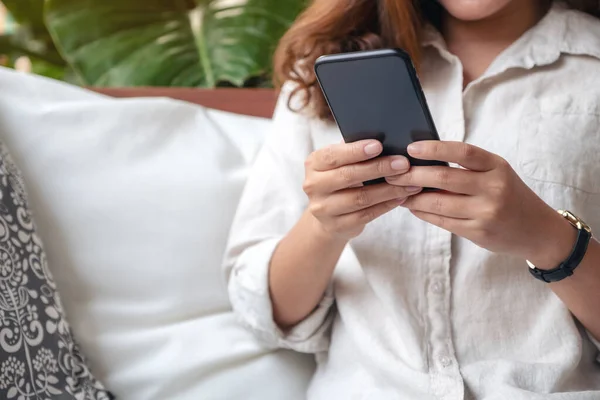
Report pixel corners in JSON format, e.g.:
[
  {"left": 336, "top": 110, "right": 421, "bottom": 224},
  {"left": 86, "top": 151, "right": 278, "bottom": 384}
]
[{"left": 303, "top": 140, "right": 422, "bottom": 241}]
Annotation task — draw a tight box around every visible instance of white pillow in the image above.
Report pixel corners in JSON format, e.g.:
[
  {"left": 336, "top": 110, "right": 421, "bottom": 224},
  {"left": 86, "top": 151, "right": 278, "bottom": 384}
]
[{"left": 0, "top": 68, "right": 315, "bottom": 400}]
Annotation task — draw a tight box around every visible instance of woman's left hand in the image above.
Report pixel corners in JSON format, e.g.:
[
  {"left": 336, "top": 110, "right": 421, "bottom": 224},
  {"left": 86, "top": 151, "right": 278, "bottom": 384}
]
[{"left": 386, "top": 141, "right": 575, "bottom": 265}]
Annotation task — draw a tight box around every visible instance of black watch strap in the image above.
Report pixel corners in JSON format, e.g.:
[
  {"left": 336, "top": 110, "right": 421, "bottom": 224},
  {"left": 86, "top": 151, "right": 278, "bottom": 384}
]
[{"left": 528, "top": 227, "right": 592, "bottom": 283}]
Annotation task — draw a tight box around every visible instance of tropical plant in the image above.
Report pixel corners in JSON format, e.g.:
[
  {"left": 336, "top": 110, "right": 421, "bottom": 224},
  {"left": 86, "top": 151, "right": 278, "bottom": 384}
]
[
  {"left": 0, "top": 0, "right": 306, "bottom": 87},
  {"left": 0, "top": 0, "right": 71, "bottom": 81}
]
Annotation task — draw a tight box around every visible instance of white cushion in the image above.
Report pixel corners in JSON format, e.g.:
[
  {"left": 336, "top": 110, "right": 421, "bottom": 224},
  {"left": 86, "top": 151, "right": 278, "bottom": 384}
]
[{"left": 0, "top": 67, "right": 315, "bottom": 400}]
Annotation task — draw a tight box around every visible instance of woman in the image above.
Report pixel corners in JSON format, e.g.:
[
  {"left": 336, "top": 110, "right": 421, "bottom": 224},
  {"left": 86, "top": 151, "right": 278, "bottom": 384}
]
[{"left": 224, "top": 0, "right": 600, "bottom": 398}]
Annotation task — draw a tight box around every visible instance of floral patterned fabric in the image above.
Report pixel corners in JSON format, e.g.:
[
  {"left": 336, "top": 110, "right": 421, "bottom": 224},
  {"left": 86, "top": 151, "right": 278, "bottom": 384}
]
[{"left": 0, "top": 142, "right": 114, "bottom": 400}]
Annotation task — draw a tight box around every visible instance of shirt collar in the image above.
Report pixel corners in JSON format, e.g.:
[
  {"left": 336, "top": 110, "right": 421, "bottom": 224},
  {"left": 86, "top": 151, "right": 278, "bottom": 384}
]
[{"left": 421, "top": 3, "right": 600, "bottom": 77}]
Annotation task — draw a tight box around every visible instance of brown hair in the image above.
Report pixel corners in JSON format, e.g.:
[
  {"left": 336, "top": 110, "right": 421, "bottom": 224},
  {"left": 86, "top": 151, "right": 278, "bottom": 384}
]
[{"left": 274, "top": 0, "right": 600, "bottom": 120}]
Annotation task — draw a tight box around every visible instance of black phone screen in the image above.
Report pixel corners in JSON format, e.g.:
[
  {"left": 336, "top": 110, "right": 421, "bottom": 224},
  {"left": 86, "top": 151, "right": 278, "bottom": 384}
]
[{"left": 315, "top": 50, "right": 444, "bottom": 168}]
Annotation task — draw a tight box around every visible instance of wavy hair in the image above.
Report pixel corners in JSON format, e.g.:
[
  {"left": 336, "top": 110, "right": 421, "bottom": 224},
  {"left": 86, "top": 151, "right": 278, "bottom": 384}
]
[{"left": 274, "top": 0, "right": 600, "bottom": 120}]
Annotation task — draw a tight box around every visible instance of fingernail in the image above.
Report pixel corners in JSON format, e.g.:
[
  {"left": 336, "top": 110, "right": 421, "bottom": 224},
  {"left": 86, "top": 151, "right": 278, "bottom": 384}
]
[
  {"left": 405, "top": 186, "right": 422, "bottom": 193},
  {"left": 408, "top": 142, "right": 424, "bottom": 154},
  {"left": 397, "top": 197, "right": 407, "bottom": 205},
  {"left": 391, "top": 157, "right": 409, "bottom": 171},
  {"left": 364, "top": 142, "right": 382, "bottom": 156}
]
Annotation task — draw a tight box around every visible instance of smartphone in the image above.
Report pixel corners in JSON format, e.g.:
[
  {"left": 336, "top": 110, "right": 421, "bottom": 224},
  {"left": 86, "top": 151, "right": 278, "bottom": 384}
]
[{"left": 314, "top": 48, "right": 446, "bottom": 184}]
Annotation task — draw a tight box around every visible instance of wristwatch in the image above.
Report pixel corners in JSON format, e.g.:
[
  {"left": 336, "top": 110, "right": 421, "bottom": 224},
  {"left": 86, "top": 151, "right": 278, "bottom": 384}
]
[{"left": 527, "top": 210, "right": 592, "bottom": 283}]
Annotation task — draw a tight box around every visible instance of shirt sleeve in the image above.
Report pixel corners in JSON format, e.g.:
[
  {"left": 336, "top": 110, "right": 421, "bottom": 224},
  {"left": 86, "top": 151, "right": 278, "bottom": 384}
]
[
  {"left": 222, "top": 83, "right": 335, "bottom": 354},
  {"left": 586, "top": 330, "right": 600, "bottom": 362}
]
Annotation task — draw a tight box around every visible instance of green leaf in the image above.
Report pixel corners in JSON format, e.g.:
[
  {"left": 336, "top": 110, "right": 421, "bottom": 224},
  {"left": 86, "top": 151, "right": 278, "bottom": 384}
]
[
  {"left": 2, "top": 0, "right": 49, "bottom": 44},
  {"left": 0, "top": 34, "right": 65, "bottom": 66},
  {"left": 1, "top": 0, "right": 66, "bottom": 70},
  {"left": 45, "top": 0, "right": 307, "bottom": 87},
  {"left": 1, "top": 0, "right": 45, "bottom": 28},
  {"left": 30, "top": 58, "right": 79, "bottom": 83}
]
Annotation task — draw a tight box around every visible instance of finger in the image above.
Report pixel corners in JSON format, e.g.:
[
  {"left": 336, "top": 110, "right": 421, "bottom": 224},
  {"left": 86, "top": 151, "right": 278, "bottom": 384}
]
[
  {"left": 401, "top": 192, "right": 473, "bottom": 219},
  {"left": 308, "top": 140, "right": 383, "bottom": 171},
  {"left": 319, "top": 155, "right": 411, "bottom": 192},
  {"left": 386, "top": 166, "right": 480, "bottom": 195},
  {"left": 410, "top": 210, "right": 469, "bottom": 235},
  {"left": 407, "top": 141, "right": 499, "bottom": 172},
  {"left": 314, "top": 183, "right": 422, "bottom": 216},
  {"left": 333, "top": 198, "right": 404, "bottom": 231}
]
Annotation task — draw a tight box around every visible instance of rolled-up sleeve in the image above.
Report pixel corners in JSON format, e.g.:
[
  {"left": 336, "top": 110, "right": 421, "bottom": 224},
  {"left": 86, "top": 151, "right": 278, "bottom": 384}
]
[{"left": 223, "top": 83, "right": 335, "bottom": 353}]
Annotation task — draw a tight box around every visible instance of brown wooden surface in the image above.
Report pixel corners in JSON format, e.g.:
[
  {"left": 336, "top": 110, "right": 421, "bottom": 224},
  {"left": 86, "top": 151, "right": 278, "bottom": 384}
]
[{"left": 90, "top": 87, "right": 278, "bottom": 119}]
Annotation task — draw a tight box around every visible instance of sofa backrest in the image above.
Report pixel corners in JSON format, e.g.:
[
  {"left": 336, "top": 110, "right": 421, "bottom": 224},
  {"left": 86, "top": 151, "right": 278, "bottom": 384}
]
[
  {"left": 0, "top": 69, "right": 315, "bottom": 400},
  {"left": 91, "top": 87, "right": 278, "bottom": 118}
]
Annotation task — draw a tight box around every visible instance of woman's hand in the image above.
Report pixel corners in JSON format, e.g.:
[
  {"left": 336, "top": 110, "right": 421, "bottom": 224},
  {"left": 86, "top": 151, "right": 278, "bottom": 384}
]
[
  {"left": 304, "top": 140, "right": 422, "bottom": 241},
  {"left": 386, "top": 141, "right": 575, "bottom": 265}
]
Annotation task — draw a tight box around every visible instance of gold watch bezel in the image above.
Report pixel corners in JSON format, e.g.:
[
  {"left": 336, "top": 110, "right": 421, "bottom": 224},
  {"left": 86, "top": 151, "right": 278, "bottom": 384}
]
[{"left": 557, "top": 209, "right": 592, "bottom": 234}]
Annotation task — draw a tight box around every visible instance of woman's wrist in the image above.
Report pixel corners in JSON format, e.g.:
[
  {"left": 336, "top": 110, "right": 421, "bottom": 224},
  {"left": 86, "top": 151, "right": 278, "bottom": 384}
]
[
  {"left": 522, "top": 208, "right": 578, "bottom": 270},
  {"left": 303, "top": 210, "right": 349, "bottom": 247}
]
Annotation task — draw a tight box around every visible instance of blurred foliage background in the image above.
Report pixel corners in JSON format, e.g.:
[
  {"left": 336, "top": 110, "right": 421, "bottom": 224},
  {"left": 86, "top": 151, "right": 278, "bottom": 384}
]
[{"left": 0, "top": 0, "right": 306, "bottom": 87}]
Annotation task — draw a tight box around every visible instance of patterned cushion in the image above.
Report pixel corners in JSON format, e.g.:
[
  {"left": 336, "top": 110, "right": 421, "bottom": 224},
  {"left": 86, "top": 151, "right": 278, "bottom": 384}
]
[{"left": 0, "top": 142, "right": 114, "bottom": 400}]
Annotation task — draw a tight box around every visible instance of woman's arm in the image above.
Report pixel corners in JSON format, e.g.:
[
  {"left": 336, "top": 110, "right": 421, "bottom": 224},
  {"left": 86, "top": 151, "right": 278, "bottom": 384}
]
[
  {"left": 270, "top": 140, "right": 419, "bottom": 328},
  {"left": 529, "top": 220, "right": 600, "bottom": 342},
  {"left": 269, "top": 211, "right": 346, "bottom": 328}
]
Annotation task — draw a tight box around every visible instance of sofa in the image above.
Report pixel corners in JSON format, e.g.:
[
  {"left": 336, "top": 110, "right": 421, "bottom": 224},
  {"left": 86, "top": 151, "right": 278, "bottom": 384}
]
[{"left": 0, "top": 67, "right": 315, "bottom": 399}]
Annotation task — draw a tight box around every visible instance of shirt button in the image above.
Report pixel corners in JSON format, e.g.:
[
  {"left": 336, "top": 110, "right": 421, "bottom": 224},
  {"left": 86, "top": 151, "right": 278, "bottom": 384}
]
[
  {"left": 439, "top": 355, "right": 452, "bottom": 368},
  {"left": 431, "top": 281, "right": 443, "bottom": 294}
]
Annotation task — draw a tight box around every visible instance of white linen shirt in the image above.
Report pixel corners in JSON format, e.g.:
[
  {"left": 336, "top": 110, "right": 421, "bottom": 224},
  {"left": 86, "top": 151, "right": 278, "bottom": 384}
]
[{"left": 223, "top": 5, "right": 600, "bottom": 399}]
